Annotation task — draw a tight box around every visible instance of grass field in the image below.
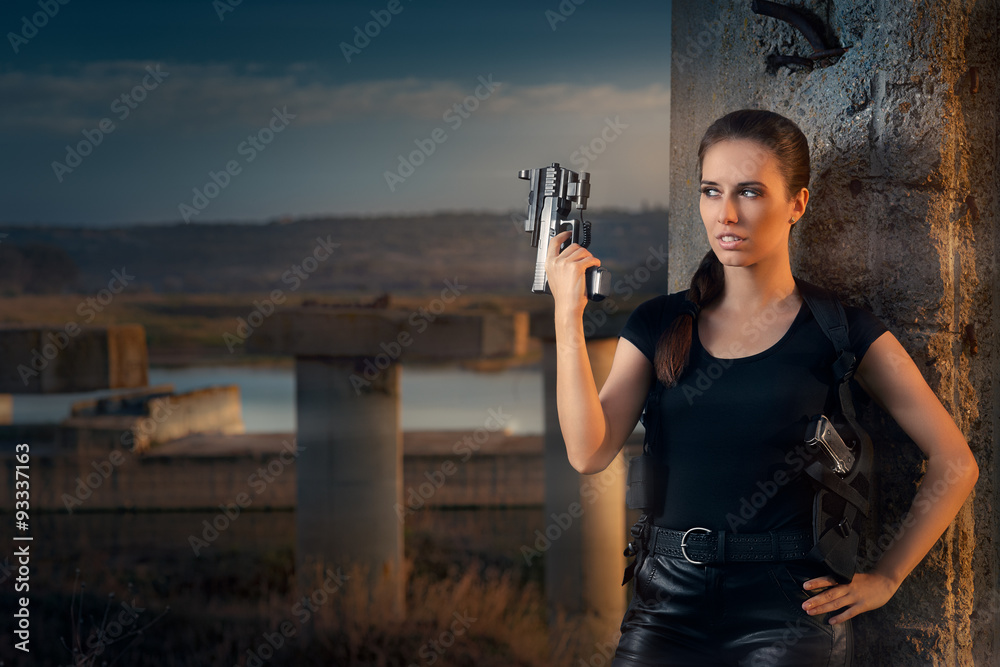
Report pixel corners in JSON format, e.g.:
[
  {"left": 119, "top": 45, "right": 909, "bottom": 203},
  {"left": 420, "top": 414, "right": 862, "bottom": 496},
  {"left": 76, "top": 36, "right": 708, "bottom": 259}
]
[{"left": 0, "top": 512, "right": 620, "bottom": 667}]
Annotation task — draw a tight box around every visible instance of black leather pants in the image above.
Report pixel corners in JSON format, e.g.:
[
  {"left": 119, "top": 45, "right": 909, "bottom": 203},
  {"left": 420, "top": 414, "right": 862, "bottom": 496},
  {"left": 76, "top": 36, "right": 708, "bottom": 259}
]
[{"left": 613, "top": 553, "right": 853, "bottom": 666}]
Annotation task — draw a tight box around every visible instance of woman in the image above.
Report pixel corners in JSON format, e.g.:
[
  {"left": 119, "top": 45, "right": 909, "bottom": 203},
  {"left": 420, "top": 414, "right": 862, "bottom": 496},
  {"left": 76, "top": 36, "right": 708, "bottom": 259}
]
[{"left": 544, "top": 109, "right": 978, "bottom": 665}]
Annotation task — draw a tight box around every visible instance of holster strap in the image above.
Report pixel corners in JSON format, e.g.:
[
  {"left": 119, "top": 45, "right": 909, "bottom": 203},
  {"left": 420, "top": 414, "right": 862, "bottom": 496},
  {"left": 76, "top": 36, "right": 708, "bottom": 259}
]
[{"left": 804, "top": 460, "right": 870, "bottom": 516}]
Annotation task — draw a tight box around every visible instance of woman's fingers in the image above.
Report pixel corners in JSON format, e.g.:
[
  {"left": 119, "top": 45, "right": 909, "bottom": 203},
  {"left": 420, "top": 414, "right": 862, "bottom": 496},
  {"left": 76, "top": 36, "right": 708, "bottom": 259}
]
[
  {"left": 802, "top": 585, "right": 851, "bottom": 613},
  {"left": 803, "top": 576, "right": 837, "bottom": 591},
  {"left": 546, "top": 230, "right": 573, "bottom": 259},
  {"left": 544, "top": 228, "right": 604, "bottom": 312},
  {"left": 546, "top": 230, "right": 601, "bottom": 264},
  {"left": 799, "top": 572, "right": 899, "bottom": 625}
]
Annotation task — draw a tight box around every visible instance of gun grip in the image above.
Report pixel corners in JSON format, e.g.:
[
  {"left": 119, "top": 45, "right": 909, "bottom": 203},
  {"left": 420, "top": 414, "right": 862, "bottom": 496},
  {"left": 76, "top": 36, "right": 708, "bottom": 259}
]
[{"left": 586, "top": 266, "right": 611, "bottom": 302}]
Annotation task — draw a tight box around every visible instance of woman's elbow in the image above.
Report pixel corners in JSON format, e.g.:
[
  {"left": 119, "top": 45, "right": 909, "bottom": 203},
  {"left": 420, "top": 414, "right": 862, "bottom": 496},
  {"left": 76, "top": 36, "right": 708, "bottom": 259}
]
[
  {"left": 567, "top": 452, "right": 597, "bottom": 475},
  {"left": 966, "top": 453, "right": 980, "bottom": 488},
  {"left": 567, "top": 449, "right": 612, "bottom": 475},
  {"left": 946, "top": 449, "right": 980, "bottom": 496}
]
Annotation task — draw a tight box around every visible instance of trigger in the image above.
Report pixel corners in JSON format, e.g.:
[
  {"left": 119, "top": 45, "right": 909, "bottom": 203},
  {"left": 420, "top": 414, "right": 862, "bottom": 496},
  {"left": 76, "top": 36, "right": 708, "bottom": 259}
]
[{"left": 559, "top": 223, "right": 574, "bottom": 251}]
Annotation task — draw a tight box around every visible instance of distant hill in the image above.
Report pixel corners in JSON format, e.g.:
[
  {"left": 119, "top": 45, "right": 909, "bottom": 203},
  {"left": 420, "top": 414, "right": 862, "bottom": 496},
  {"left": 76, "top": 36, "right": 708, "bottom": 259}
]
[{"left": 0, "top": 209, "right": 670, "bottom": 296}]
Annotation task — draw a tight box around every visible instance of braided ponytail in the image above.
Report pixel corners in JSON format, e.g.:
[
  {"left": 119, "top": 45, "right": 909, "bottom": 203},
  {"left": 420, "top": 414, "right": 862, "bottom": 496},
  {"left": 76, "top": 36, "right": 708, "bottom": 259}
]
[{"left": 653, "top": 250, "right": 724, "bottom": 386}]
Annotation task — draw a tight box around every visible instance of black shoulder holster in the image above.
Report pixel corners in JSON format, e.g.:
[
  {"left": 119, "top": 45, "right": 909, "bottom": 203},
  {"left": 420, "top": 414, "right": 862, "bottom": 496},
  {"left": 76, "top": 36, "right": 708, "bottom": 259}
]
[
  {"left": 621, "top": 281, "right": 873, "bottom": 585},
  {"left": 797, "top": 278, "right": 874, "bottom": 584}
]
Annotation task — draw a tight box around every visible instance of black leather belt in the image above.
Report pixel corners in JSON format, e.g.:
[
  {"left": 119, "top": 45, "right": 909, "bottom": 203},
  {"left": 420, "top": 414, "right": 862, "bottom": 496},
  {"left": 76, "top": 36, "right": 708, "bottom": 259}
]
[{"left": 649, "top": 525, "right": 812, "bottom": 564}]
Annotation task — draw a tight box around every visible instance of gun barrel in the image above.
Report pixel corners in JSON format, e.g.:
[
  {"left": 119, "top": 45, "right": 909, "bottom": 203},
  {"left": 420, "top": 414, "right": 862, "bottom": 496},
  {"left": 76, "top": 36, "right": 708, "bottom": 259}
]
[
  {"left": 520, "top": 163, "right": 608, "bottom": 299},
  {"left": 532, "top": 197, "right": 558, "bottom": 293}
]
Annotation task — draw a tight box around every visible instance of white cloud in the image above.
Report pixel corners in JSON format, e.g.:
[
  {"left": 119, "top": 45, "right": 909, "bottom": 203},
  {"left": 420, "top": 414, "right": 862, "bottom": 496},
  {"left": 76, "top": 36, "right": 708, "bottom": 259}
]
[{"left": 0, "top": 61, "right": 669, "bottom": 134}]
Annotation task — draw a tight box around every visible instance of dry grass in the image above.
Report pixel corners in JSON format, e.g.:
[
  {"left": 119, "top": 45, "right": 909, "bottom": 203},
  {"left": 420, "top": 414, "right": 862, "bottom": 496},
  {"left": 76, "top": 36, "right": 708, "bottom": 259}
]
[{"left": 1, "top": 545, "right": 618, "bottom": 667}]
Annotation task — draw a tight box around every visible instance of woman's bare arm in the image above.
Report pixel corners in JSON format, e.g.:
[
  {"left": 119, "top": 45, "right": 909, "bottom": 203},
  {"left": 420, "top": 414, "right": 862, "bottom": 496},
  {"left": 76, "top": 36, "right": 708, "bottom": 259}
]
[
  {"left": 546, "top": 230, "right": 654, "bottom": 474},
  {"left": 555, "top": 326, "right": 653, "bottom": 473},
  {"left": 800, "top": 330, "right": 979, "bottom": 624},
  {"left": 850, "top": 331, "right": 979, "bottom": 585}
]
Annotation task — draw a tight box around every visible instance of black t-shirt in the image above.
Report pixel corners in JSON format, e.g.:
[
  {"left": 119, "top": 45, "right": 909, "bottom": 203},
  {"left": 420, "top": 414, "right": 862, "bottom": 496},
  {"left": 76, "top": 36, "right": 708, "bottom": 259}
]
[{"left": 619, "top": 284, "right": 889, "bottom": 534}]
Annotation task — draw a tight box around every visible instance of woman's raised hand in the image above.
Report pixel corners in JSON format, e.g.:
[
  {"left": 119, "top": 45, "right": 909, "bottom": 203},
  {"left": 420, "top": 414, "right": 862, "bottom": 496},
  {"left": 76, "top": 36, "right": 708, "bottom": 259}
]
[{"left": 545, "top": 229, "right": 602, "bottom": 319}]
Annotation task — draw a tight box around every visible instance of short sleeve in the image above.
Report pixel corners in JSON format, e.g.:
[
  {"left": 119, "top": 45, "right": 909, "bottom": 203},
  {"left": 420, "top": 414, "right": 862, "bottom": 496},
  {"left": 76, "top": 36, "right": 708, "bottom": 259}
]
[
  {"left": 845, "top": 305, "right": 890, "bottom": 364},
  {"left": 619, "top": 294, "right": 679, "bottom": 363}
]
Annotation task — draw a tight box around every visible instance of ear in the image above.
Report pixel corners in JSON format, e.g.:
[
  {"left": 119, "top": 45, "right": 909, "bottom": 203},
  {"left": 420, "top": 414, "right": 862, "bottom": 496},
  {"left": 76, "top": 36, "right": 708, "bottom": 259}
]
[{"left": 790, "top": 187, "right": 809, "bottom": 223}]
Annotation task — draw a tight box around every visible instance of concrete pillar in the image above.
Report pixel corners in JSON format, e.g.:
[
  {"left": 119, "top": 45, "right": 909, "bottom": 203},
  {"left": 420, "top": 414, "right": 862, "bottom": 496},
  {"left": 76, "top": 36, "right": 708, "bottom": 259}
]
[
  {"left": 246, "top": 306, "right": 529, "bottom": 620},
  {"left": 543, "top": 337, "right": 626, "bottom": 632},
  {"left": 670, "top": 2, "right": 998, "bottom": 663},
  {"left": 294, "top": 356, "right": 403, "bottom": 613},
  {"left": 0, "top": 324, "right": 148, "bottom": 393}
]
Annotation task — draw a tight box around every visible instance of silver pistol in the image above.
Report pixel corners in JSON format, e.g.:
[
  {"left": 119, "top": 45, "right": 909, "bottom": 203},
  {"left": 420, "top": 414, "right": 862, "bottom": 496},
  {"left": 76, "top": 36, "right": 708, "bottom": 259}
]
[
  {"left": 804, "top": 415, "right": 856, "bottom": 475},
  {"left": 517, "top": 162, "right": 611, "bottom": 301}
]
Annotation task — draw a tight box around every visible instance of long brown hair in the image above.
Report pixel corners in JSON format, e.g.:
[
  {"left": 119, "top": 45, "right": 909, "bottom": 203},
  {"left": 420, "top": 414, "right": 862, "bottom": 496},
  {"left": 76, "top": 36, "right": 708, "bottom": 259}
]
[{"left": 653, "top": 109, "right": 811, "bottom": 386}]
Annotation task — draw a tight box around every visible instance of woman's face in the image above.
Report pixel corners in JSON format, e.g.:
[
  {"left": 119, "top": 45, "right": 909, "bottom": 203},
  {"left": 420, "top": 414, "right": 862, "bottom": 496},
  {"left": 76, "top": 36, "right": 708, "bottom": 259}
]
[{"left": 699, "top": 139, "right": 807, "bottom": 269}]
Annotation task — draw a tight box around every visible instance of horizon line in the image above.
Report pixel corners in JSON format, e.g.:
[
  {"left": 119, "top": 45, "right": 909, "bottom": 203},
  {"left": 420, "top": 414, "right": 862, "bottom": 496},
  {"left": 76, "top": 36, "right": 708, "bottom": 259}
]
[{"left": 0, "top": 205, "right": 670, "bottom": 230}]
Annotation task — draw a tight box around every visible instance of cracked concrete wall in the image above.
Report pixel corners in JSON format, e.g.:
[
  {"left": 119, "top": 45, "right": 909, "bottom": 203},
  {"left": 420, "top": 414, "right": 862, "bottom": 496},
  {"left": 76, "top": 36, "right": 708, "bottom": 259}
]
[{"left": 669, "top": 0, "right": 998, "bottom": 664}]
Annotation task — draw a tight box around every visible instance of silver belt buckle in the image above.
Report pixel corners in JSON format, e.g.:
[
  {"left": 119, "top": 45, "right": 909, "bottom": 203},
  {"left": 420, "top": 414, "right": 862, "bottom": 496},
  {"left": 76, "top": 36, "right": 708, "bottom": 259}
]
[{"left": 680, "top": 527, "right": 712, "bottom": 565}]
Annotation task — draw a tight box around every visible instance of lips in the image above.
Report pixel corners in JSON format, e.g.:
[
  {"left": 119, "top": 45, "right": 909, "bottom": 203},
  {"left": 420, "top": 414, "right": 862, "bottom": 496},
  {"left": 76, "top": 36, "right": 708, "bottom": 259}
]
[{"left": 716, "top": 233, "right": 745, "bottom": 250}]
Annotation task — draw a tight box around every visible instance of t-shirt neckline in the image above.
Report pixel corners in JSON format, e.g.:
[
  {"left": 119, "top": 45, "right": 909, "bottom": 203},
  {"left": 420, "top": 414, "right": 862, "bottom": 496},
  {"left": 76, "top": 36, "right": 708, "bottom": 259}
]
[{"left": 693, "top": 297, "right": 809, "bottom": 363}]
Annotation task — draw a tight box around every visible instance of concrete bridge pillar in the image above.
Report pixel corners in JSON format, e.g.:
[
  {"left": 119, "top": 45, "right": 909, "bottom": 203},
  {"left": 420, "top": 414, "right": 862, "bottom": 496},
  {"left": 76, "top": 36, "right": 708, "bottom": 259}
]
[
  {"left": 295, "top": 357, "right": 403, "bottom": 612},
  {"left": 0, "top": 324, "right": 147, "bottom": 393},
  {"left": 249, "top": 304, "right": 528, "bottom": 611},
  {"left": 531, "top": 308, "right": 638, "bottom": 645},
  {"left": 542, "top": 336, "right": 626, "bottom": 631}
]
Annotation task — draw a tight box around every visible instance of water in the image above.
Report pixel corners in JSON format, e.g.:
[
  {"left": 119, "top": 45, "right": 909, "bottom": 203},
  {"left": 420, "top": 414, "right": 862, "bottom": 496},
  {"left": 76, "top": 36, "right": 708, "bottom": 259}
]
[{"left": 11, "top": 364, "right": 545, "bottom": 434}]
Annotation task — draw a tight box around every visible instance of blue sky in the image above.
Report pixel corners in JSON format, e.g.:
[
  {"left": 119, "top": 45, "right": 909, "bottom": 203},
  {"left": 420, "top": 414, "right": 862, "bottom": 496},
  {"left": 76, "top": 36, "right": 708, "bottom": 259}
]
[{"left": 0, "top": 0, "right": 671, "bottom": 226}]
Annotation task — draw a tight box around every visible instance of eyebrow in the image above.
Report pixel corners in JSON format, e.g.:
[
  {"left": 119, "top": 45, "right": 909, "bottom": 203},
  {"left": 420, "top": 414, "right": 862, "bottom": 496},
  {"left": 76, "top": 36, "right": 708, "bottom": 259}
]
[{"left": 700, "top": 180, "right": 770, "bottom": 189}]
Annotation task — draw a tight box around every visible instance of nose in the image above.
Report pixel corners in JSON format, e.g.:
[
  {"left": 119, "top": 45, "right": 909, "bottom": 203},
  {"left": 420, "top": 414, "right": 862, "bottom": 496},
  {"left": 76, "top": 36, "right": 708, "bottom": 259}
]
[{"left": 720, "top": 194, "right": 739, "bottom": 224}]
